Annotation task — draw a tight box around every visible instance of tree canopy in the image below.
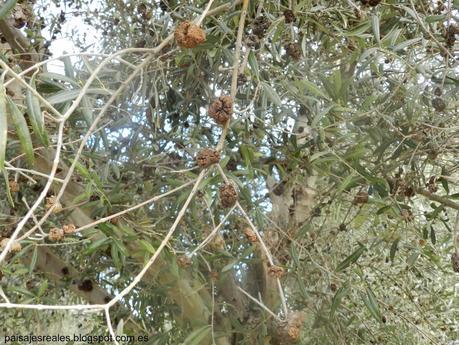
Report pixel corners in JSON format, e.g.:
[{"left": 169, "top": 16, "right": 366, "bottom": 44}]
[{"left": 0, "top": 0, "right": 458, "bottom": 344}]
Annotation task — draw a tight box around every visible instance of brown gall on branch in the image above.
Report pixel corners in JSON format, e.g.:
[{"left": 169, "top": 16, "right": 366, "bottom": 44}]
[
  {"left": 275, "top": 311, "right": 305, "bottom": 344},
  {"left": 8, "top": 180, "right": 19, "bottom": 192},
  {"left": 268, "top": 265, "right": 285, "bottom": 278},
  {"left": 219, "top": 183, "right": 238, "bottom": 208},
  {"left": 177, "top": 255, "right": 192, "bottom": 268},
  {"left": 209, "top": 95, "right": 233, "bottom": 125},
  {"left": 196, "top": 148, "right": 220, "bottom": 168},
  {"left": 63, "top": 223, "right": 77, "bottom": 234},
  {"left": 174, "top": 21, "right": 206, "bottom": 48},
  {"left": 283, "top": 10, "right": 296, "bottom": 24},
  {"left": 452, "top": 252, "right": 459, "bottom": 273},
  {"left": 49, "top": 227, "right": 65, "bottom": 241},
  {"left": 45, "top": 195, "right": 63, "bottom": 214},
  {"left": 352, "top": 191, "right": 368, "bottom": 205},
  {"left": 0, "top": 238, "right": 22, "bottom": 253},
  {"left": 285, "top": 42, "right": 301, "bottom": 60},
  {"left": 243, "top": 227, "right": 258, "bottom": 243}
]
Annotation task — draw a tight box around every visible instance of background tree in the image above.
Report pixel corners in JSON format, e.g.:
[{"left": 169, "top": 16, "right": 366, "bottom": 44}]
[{"left": 0, "top": 0, "right": 458, "bottom": 344}]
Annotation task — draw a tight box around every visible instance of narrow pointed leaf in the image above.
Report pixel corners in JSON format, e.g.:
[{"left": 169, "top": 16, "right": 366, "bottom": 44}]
[
  {"left": 7, "top": 98, "right": 34, "bottom": 166},
  {"left": 336, "top": 245, "right": 366, "bottom": 272},
  {"left": 363, "top": 287, "right": 381, "bottom": 322},
  {"left": 0, "top": 84, "right": 7, "bottom": 171},
  {"left": 26, "top": 77, "right": 48, "bottom": 146}
]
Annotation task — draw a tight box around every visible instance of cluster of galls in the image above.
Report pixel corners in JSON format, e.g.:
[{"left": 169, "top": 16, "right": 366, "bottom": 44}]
[
  {"left": 49, "top": 224, "right": 77, "bottom": 242},
  {"left": 194, "top": 95, "right": 239, "bottom": 209}
]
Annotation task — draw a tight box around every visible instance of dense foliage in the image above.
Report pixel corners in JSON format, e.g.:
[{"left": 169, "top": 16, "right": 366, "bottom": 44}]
[{"left": 0, "top": 0, "right": 458, "bottom": 344}]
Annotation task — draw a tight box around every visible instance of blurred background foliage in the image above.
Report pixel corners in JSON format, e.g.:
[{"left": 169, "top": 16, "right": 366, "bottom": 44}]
[{"left": 0, "top": 0, "right": 458, "bottom": 344}]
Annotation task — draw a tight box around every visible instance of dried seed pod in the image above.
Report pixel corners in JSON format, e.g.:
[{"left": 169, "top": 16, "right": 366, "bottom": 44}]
[
  {"left": 219, "top": 183, "right": 238, "bottom": 208},
  {"left": 283, "top": 9, "right": 296, "bottom": 24},
  {"left": 196, "top": 149, "right": 220, "bottom": 168},
  {"left": 432, "top": 97, "right": 446, "bottom": 112},
  {"left": 352, "top": 191, "right": 369, "bottom": 205},
  {"left": 209, "top": 96, "right": 233, "bottom": 125},
  {"left": 8, "top": 180, "right": 19, "bottom": 192},
  {"left": 268, "top": 265, "right": 285, "bottom": 278},
  {"left": 243, "top": 227, "right": 258, "bottom": 243},
  {"left": 174, "top": 21, "right": 206, "bottom": 48},
  {"left": 177, "top": 255, "right": 192, "bottom": 268},
  {"left": 0, "top": 238, "right": 22, "bottom": 252},
  {"left": 63, "top": 223, "right": 77, "bottom": 234},
  {"left": 285, "top": 42, "right": 301, "bottom": 60},
  {"left": 451, "top": 252, "right": 459, "bottom": 273},
  {"left": 49, "top": 227, "right": 64, "bottom": 241}
]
